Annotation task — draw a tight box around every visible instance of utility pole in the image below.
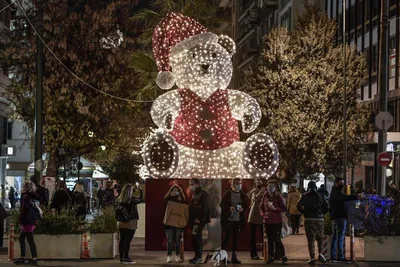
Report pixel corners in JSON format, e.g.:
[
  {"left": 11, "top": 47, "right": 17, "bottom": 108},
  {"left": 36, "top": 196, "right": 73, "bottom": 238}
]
[
  {"left": 342, "top": 0, "right": 348, "bottom": 183},
  {"left": 377, "top": 0, "right": 389, "bottom": 196},
  {"left": 34, "top": 0, "right": 44, "bottom": 184}
]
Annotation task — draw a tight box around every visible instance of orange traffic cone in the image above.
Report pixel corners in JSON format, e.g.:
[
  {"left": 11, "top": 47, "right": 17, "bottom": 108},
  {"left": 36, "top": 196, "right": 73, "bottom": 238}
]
[
  {"left": 8, "top": 224, "right": 14, "bottom": 261},
  {"left": 81, "top": 233, "right": 90, "bottom": 259}
]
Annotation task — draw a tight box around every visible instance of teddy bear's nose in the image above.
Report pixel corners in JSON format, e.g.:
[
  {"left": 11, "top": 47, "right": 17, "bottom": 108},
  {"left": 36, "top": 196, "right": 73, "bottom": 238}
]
[{"left": 201, "top": 64, "right": 210, "bottom": 70}]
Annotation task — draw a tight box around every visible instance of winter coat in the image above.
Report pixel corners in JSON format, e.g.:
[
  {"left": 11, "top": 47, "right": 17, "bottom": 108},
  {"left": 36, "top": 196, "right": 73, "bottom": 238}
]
[
  {"left": 287, "top": 191, "right": 301, "bottom": 215},
  {"left": 73, "top": 192, "right": 87, "bottom": 217},
  {"left": 103, "top": 189, "right": 116, "bottom": 207},
  {"left": 189, "top": 187, "right": 210, "bottom": 228},
  {"left": 297, "top": 190, "right": 329, "bottom": 221},
  {"left": 259, "top": 191, "right": 286, "bottom": 224},
  {"left": 329, "top": 186, "right": 358, "bottom": 220},
  {"left": 51, "top": 189, "right": 72, "bottom": 212},
  {"left": 220, "top": 189, "right": 248, "bottom": 232},
  {"left": 19, "top": 192, "right": 40, "bottom": 225},
  {"left": 247, "top": 188, "right": 264, "bottom": 224}
]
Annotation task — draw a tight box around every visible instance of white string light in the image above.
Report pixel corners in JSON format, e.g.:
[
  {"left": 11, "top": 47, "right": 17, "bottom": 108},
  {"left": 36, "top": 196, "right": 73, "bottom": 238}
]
[{"left": 13, "top": 1, "right": 153, "bottom": 103}]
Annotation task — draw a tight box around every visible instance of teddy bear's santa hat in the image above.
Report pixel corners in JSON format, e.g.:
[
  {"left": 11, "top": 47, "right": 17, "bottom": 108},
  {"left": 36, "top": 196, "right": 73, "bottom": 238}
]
[{"left": 152, "top": 12, "right": 219, "bottom": 90}]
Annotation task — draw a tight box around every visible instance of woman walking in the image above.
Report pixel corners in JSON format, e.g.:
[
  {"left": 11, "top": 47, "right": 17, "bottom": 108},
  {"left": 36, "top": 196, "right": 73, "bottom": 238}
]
[
  {"left": 287, "top": 185, "right": 301, "bottom": 234},
  {"left": 163, "top": 184, "right": 186, "bottom": 263},
  {"left": 247, "top": 178, "right": 265, "bottom": 260},
  {"left": 116, "top": 183, "right": 143, "bottom": 264},
  {"left": 14, "top": 181, "right": 41, "bottom": 265},
  {"left": 260, "top": 180, "right": 288, "bottom": 264},
  {"left": 72, "top": 183, "right": 87, "bottom": 220}
]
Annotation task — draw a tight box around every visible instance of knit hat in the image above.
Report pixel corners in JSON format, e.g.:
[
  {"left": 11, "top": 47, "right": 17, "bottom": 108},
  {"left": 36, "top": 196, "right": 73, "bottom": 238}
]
[{"left": 152, "top": 12, "right": 218, "bottom": 89}]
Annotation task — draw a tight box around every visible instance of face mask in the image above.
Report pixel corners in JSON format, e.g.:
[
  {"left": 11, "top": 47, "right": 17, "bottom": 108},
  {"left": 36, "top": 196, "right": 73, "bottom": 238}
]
[
  {"left": 268, "top": 187, "right": 276, "bottom": 193},
  {"left": 234, "top": 185, "right": 242, "bottom": 191},
  {"left": 190, "top": 185, "right": 196, "bottom": 192}
]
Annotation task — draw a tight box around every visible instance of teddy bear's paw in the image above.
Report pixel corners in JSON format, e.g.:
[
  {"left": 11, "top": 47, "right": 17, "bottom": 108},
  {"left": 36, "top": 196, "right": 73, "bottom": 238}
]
[
  {"left": 142, "top": 131, "right": 179, "bottom": 178},
  {"left": 243, "top": 133, "right": 279, "bottom": 179}
]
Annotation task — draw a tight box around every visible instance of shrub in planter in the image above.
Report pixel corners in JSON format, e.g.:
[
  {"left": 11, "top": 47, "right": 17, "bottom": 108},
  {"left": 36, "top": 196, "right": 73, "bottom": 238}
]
[{"left": 88, "top": 207, "right": 118, "bottom": 259}]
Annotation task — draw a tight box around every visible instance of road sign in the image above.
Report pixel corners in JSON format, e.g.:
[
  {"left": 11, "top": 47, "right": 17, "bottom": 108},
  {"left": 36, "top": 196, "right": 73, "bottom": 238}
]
[
  {"left": 375, "top": 111, "right": 393, "bottom": 130},
  {"left": 377, "top": 152, "right": 392, "bottom": 167}
]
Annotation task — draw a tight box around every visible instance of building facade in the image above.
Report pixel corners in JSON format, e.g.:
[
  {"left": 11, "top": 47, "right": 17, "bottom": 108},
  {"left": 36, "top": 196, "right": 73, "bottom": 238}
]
[{"left": 325, "top": 0, "right": 400, "bottom": 190}]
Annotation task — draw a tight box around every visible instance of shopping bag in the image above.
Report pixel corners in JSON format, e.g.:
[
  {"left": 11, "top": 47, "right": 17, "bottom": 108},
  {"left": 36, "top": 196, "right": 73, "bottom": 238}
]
[{"left": 163, "top": 201, "right": 189, "bottom": 228}]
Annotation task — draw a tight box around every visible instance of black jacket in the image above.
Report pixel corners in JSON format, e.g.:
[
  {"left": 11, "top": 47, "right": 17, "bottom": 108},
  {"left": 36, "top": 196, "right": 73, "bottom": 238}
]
[
  {"left": 297, "top": 190, "right": 329, "bottom": 220},
  {"left": 51, "top": 189, "right": 72, "bottom": 212},
  {"left": 329, "top": 186, "right": 358, "bottom": 220},
  {"left": 220, "top": 189, "right": 248, "bottom": 231},
  {"left": 73, "top": 192, "right": 87, "bottom": 217},
  {"left": 189, "top": 187, "right": 210, "bottom": 227},
  {"left": 103, "top": 189, "right": 116, "bottom": 207},
  {"left": 118, "top": 190, "right": 143, "bottom": 221}
]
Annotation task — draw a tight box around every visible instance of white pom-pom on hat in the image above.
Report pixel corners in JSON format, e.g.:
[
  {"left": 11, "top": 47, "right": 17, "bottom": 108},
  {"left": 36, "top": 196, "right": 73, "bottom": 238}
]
[{"left": 156, "top": 71, "right": 175, "bottom": 90}]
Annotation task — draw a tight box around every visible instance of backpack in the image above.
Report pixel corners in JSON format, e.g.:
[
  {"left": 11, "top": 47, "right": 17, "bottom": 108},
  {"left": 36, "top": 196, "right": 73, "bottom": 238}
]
[
  {"left": 25, "top": 196, "right": 42, "bottom": 225},
  {"left": 115, "top": 202, "right": 133, "bottom": 222}
]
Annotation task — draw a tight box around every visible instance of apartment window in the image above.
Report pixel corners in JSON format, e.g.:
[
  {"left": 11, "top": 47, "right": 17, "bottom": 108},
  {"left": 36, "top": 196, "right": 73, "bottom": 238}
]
[
  {"left": 372, "top": 45, "right": 378, "bottom": 73},
  {"left": 372, "top": 0, "right": 379, "bottom": 18},
  {"left": 280, "top": 8, "right": 291, "bottom": 30},
  {"left": 357, "top": 1, "right": 363, "bottom": 26},
  {"left": 389, "top": 36, "right": 396, "bottom": 78},
  {"left": 7, "top": 122, "right": 12, "bottom": 140},
  {"left": 364, "top": 48, "right": 370, "bottom": 67},
  {"left": 365, "top": 0, "right": 371, "bottom": 19}
]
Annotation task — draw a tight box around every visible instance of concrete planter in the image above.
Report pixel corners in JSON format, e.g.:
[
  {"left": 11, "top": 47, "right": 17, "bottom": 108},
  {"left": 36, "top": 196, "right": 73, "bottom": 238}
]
[
  {"left": 89, "top": 233, "right": 118, "bottom": 259},
  {"left": 14, "top": 234, "right": 81, "bottom": 259},
  {"left": 364, "top": 236, "right": 400, "bottom": 262}
]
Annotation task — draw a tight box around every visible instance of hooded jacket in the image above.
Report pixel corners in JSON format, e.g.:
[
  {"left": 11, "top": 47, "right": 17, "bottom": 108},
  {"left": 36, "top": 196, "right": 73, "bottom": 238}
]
[{"left": 297, "top": 190, "right": 329, "bottom": 221}]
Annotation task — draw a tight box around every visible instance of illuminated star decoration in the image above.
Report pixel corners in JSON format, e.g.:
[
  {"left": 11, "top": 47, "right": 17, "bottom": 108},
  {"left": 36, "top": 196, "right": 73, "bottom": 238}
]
[{"left": 142, "top": 12, "right": 279, "bottom": 179}]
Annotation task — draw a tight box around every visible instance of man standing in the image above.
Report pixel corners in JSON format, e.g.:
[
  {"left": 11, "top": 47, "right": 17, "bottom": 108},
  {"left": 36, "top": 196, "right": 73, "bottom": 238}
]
[
  {"left": 297, "top": 181, "right": 329, "bottom": 265},
  {"left": 329, "top": 177, "right": 362, "bottom": 263},
  {"left": 317, "top": 184, "right": 329, "bottom": 198},
  {"left": 188, "top": 178, "right": 210, "bottom": 264},
  {"left": 220, "top": 178, "right": 248, "bottom": 264},
  {"left": 97, "top": 184, "right": 105, "bottom": 211}
]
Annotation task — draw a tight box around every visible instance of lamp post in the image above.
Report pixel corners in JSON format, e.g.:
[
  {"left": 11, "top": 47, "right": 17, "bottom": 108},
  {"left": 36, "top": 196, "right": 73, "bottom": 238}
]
[
  {"left": 342, "top": 0, "right": 348, "bottom": 183},
  {"left": 377, "top": 0, "right": 389, "bottom": 196}
]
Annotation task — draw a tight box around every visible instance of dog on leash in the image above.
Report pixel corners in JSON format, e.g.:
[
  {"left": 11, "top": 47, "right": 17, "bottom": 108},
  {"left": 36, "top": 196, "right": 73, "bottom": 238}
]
[{"left": 204, "top": 250, "right": 228, "bottom": 266}]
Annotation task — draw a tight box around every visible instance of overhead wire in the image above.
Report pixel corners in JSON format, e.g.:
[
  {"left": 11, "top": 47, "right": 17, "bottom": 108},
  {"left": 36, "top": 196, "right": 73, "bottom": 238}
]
[{"left": 13, "top": 0, "right": 154, "bottom": 103}]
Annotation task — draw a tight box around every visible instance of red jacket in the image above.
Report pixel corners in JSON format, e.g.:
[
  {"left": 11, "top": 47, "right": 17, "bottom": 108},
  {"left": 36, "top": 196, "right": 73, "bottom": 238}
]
[{"left": 259, "top": 192, "right": 286, "bottom": 224}]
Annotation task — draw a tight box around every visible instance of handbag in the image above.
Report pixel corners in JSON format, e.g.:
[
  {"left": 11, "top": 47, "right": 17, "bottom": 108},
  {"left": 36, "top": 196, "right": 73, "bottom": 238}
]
[
  {"left": 163, "top": 201, "right": 188, "bottom": 228},
  {"left": 115, "top": 202, "right": 133, "bottom": 222},
  {"left": 26, "top": 200, "right": 42, "bottom": 225}
]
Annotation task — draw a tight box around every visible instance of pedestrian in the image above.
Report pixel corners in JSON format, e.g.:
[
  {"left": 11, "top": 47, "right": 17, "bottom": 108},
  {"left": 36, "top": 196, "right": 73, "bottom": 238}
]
[
  {"left": 297, "top": 181, "right": 329, "bottom": 265},
  {"left": 163, "top": 184, "right": 186, "bottom": 263},
  {"left": 287, "top": 185, "right": 301, "bottom": 235},
  {"left": 30, "top": 176, "right": 49, "bottom": 207},
  {"left": 50, "top": 181, "right": 72, "bottom": 213},
  {"left": 329, "top": 177, "right": 362, "bottom": 263},
  {"left": 188, "top": 178, "right": 210, "bottom": 264},
  {"left": 103, "top": 181, "right": 116, "bottom": 208},
  {"left": 220, "top": 178, "right": 248, "bottom": 264},
  {"left": 14, "top": 181, "right": 41, "bottom": 265},
  {"left": 317, "top": 184, "right": 329, "bottom": 198},
  {"left": 116, "top": 183, "right": 143, "bottom": 264},
  {"left": 9, "top": 186, "right": 16, "bottom": 210},
  {"left": 0, "top": 200, "right": 8, "bottom": 247},
  {"left": 247, "top": 178, "right": 265, "bottom": 260},
  {"left": 72, "top": 183, "right": 87, "bottom": 220},
  {"left": 260, "top": 180, "right": 288, "bottom": 264},
  {"left": 97, "top": 184, "right": 105, "bottom": 211}
]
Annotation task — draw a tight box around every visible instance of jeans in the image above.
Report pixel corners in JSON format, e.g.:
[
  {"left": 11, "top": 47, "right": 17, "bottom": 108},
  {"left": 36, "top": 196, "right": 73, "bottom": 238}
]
[
  {"left": 290, "top": 214, "right": 301, "bottom": 233},
  {"left": 165, "top": 227, "right": 183, "bottom": 256},
  {"left": 304, "top": 220, "right": 324, "bottom": 258},
  {"left": 265, "top": 223, "right": 286, "bottom": 259},
  {"left": 221, "top": 221, "right": 240, "bottom": 260},
  {"left": 249, "top": 223, "right": 263, "bottom": 257},
  {"left": 19, "top": 232, "right": 37, "bottom": 258},
  {"left": 192, "top": 224, "right": 203, "bottom": 259},
  {"left": 119, "top": 228, "right": 136, "bottom": 259},
  {"left": 331, "top": 219, "right": 347, "bottom": 260}
]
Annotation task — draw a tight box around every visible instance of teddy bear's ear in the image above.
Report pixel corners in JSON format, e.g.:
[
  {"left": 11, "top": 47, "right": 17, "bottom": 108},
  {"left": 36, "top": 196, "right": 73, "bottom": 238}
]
[{"left": 218, "top": 35, "right": 236, "bottom": 56}]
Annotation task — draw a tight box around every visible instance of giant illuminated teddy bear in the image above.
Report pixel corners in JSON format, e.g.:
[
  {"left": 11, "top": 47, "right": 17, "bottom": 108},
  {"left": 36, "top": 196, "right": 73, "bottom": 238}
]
[{"left": 142, "top": 13, "right": 279, "bottom": 179}]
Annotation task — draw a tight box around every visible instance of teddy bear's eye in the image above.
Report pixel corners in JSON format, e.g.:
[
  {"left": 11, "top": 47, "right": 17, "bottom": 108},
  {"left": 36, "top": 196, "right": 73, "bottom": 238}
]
[
  {"left": 192, "top": 52, "right": 196, "bottom": 58},
  {"left": 212, "top": 52, "right": 217, "bottom": 58}
]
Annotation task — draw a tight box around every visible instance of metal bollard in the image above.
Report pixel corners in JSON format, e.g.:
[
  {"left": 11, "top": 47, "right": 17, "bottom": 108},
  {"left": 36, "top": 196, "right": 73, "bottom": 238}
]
[
  {"left": 8, "top": 223, "right": 14, "bottom": 261},
  {"left": 350, "top": 224, "right": 355, "bottom": 262},
  {"left": 263, "top": 224, "right": 268, "bottom": 262},
  {"left": 180, "top": 231, "right": 184, "bottom": 261}
]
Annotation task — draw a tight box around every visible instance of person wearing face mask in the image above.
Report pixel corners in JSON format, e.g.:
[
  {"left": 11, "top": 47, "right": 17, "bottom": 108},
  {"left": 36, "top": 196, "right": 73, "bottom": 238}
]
[
  {"left": 329, "top": 177, "right": 362, "bottom": 263},
  {"left": 220, "top": 178, "right": 248, "bottom": 264},
  {"left": 260, "top": 180, "right": 288, "bottom": 264},
  {"left": 188, "top": 178, "right": 210, "bottom": 264},
  {"left": 163, "top": 185, "right": 186, "bottom": 263},
  {"left": 247, "top": 178, "right": 265, "bottom": 260}
]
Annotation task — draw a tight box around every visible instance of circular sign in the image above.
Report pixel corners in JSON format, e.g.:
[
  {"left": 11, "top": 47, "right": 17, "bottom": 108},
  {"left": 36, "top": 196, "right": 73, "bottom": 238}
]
[{"left": 377, "top": 152, "right": 392, "bottom": 167}]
